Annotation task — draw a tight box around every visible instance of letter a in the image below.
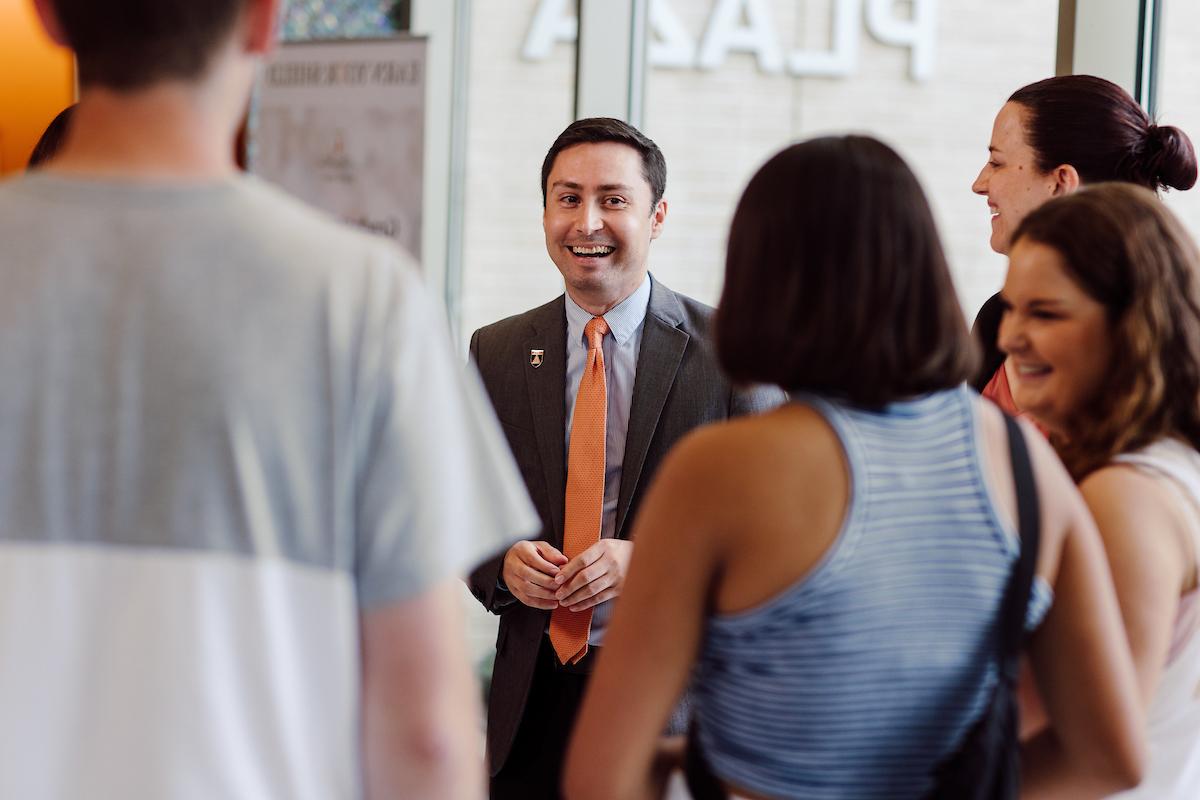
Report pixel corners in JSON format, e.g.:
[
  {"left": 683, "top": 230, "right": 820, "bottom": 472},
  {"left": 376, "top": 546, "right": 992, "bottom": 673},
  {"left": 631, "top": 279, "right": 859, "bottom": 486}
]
[
  {"left": 523, "top": 0, "right": 578, "bottom": 61},
  {"left": 697, "top": 0, "right": 784, "bottom": 74}
]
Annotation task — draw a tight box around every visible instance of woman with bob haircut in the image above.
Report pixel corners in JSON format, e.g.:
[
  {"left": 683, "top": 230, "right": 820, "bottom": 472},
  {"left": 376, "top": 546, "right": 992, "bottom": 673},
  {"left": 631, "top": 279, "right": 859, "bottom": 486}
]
[
  {"left": 971, "top": 74, "right": 1197, "bottom": 414},
  {"left": 563, "top": 136, "right": 1143, "bottom": 800},
  {"left": 999, "top": 182, "right": 1200, "bottom": 798}
]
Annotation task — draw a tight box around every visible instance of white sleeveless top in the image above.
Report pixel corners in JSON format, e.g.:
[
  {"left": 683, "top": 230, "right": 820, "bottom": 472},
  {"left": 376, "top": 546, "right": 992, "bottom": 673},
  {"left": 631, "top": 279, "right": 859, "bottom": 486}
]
[{"left": 1110, "top": 438, "right": 1200, "bottom": 799}]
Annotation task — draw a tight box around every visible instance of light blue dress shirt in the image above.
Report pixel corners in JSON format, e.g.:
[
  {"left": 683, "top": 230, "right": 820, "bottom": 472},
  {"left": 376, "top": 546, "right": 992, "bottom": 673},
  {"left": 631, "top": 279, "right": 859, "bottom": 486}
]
[{"left": 563, "top": 273, "right": 651, "bottom": 645}]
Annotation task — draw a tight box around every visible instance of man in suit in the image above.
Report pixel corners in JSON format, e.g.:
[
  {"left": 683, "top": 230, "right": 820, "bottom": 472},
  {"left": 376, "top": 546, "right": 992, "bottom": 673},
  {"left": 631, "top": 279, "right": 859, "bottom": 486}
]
[{"left": 467, "top": 117, "right": 785, "bottom": 799}]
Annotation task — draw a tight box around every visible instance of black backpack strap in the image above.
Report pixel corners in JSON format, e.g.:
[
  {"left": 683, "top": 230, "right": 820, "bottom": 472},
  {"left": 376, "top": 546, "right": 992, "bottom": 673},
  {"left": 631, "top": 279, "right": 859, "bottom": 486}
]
[
  {"left": 997, "top": 414, "right": 1041, "bottom": 681},
  {"left": 684, "top": 723, "right": 729, "bottom": 800}
]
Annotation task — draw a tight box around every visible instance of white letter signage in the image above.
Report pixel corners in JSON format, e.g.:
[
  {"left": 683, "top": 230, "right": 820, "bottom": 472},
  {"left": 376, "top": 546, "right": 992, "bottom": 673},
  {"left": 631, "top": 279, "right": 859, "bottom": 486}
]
[
  {"left": 522, "top": 0, "right": 577, "bottom": 61},
  {"left": 865, "top": 0, "right": 937, "bottom": 81},
  {"left": 522, "top": 0, "right": 937, "bottom": 83},
  {"left": 697, "top": 0, "right": 785, "bottom": 74}
]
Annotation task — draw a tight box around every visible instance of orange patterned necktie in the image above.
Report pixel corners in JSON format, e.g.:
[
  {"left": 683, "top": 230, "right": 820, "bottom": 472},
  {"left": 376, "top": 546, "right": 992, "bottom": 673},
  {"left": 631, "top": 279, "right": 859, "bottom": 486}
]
[{"left": 550, "top": 315, "right": 609, "bottom": 665}]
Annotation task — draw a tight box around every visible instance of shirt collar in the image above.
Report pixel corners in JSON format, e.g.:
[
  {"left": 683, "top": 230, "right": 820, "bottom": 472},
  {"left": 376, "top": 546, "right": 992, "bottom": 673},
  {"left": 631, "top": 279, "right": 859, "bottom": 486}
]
[{"left": 565, "top": 273, "right": 652, "bottom": 347}]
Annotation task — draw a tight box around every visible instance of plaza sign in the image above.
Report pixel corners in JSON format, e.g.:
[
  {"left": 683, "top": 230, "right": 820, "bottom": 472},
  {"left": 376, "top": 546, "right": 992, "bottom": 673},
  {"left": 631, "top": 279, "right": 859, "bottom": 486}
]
[{"left": 524, "top": 0, "right": 937, "bottom": 81}]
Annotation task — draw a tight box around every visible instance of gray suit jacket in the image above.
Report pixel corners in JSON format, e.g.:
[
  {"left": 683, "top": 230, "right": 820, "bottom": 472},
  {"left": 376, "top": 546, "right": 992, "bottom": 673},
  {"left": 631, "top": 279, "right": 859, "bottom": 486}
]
[{"left": 466, "top": 276, "right": 785, "bottom": 775}]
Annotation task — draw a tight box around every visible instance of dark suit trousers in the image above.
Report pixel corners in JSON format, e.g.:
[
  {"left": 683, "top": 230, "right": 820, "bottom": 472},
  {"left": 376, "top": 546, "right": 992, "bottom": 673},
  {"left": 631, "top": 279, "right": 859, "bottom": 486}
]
[{"left": 490, "top": 637, "right": 599, "bottom": 800}]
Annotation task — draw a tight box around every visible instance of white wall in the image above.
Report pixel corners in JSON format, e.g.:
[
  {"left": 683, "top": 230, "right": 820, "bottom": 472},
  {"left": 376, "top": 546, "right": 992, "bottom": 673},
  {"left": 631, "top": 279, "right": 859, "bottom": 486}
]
[{"left": 1160, "top": 1, "right": 1200, "bottom": 240}]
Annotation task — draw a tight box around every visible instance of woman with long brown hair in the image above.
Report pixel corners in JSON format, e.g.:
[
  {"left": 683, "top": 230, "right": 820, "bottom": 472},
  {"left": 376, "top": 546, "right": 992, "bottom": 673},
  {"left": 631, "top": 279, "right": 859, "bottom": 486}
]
[{"left": 1000, "top": 182, "right": 1200, "bottom": 797}]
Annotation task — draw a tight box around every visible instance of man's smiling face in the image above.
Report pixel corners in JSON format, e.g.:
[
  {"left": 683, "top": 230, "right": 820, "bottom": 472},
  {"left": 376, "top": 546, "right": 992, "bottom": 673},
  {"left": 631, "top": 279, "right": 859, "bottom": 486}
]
[{"left": 543, "top": 141, "right": 666, "bottom": 312}]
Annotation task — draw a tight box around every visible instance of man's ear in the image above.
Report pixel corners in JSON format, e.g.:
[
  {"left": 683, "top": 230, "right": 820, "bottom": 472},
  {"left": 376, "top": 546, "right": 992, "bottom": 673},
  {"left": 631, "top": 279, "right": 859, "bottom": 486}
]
[
  {"left": 32, "top": 0, "right": 69, "bottom": 48},
  {"left": 243, "top": 0, "right": 281, "bottom": 55},
  {"left": 649, "top": 198, "right": 667, "bottom": 240},
  {"left": 1051, "top": 164, "right": 1081, "bottom": 197}
]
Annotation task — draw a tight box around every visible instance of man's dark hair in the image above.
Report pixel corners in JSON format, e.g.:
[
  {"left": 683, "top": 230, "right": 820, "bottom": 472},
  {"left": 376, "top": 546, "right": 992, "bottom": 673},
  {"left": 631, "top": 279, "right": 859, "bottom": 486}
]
[
  {"left": 50, "top": 0, "right": 249, "bottom": 89},
  {"left": 540, "top": 117, "right": 666, "bottom": 209},
  {"left": 716, "top": 136, "right": 977, "bottom": 406}
]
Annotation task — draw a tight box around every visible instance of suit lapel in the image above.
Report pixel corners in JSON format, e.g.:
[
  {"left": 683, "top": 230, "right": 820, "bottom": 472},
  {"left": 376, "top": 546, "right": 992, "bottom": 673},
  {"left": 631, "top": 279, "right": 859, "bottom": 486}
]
[
  {"left": 615, "top": 280, "right": 688, "bottom": 537},
  {"left": 523, "top": 298, "right": 568, "bottom": 548}
]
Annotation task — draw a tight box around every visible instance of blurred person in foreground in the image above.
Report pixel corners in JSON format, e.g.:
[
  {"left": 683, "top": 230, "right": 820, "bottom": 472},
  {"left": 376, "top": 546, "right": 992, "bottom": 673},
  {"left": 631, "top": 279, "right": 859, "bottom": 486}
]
[
  {"left": 0, "top": 1, "right": 537, "bottom": 798},
  {"left": 564, "top": 136, "right": 1144, "bottom": 800},
  {"left": 971, "top": 75, "right": 1197, "bottom": 414},
  {"left": 1000, "top": 183, "right": 1200, "bottom": 798}
]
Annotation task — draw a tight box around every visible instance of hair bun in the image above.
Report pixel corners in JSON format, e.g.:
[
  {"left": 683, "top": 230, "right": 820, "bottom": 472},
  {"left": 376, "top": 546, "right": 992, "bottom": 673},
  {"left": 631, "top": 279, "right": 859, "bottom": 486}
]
[{"left": 1145, "top": 123, "right": 1198, "bottom": 191}]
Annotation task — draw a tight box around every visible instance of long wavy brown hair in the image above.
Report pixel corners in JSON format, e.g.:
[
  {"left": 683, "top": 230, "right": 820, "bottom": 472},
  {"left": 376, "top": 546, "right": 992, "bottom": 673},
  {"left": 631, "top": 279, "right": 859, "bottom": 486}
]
[{"left": 1011, "top": 183, "right": 1200, "bottom": 479}]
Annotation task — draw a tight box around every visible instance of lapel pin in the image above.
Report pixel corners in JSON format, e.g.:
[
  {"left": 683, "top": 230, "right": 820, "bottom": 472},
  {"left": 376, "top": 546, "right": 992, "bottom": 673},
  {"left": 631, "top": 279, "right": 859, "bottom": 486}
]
[{"left": 530, "top": 349, "right": 545, "bottom": 368}]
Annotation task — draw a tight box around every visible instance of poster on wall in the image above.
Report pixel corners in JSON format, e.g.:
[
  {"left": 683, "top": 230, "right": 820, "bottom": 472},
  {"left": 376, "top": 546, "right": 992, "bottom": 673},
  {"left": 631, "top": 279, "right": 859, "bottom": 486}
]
[{"left": 250, "top": 37, "right": 425, "bottom": 259}]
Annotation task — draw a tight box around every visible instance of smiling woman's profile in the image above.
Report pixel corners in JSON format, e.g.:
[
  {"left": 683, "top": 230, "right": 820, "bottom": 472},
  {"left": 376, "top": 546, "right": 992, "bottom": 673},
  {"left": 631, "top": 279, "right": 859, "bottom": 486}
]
[{"left": 970, "top": 74, "right": 1197, "bottom": 406}]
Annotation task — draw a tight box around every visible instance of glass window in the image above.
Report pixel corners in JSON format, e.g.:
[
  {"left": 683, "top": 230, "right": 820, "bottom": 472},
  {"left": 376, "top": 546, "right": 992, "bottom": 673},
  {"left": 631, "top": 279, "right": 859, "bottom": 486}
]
[
  {"left": 639, "top": 0, "right": 1058, "bottom": 320},
  {"left": 458, "top": 0, "right": 577, "bottom": 341},
  {"left": 1158, "top": 0, "right": 1200, "bottom": 242},
  {"left": 455, "top": 0, "right": 576, "bottom": 680}
]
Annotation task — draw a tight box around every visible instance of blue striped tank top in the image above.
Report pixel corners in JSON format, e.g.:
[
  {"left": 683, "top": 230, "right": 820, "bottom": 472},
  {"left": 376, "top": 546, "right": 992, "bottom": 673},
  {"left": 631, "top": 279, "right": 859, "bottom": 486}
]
[{"left": 694, "top": 387, "right": 1052, "bottom": 799}]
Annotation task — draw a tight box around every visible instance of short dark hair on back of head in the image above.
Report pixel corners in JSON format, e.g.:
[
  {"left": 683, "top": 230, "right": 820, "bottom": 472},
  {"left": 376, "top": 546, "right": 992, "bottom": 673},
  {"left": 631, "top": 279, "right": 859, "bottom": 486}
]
[
  {"left": 540, "top": 117, "right": 666, "bottom": 208},
  {"left": 1010, "top": 183, "right": 1200, "bottom": 479},
  {"left": 50, "top": 0, "right": 250, "bottom": 90},
  {"left": 716, "top": 136, "right": 977, "bottom": 406},
  {"left": 1010, "top": 75, "right": 1198, "bottom": 192}
]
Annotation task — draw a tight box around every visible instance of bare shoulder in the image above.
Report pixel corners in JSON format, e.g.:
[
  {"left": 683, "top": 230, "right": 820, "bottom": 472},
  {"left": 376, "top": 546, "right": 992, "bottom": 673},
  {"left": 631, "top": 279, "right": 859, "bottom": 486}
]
[
  {"left": 1081, "top": 460, "right": 1196, "bottom": 595},
  {"left": 659, "top": 403, "right": 849, "bottom": 613},
  {"left": 984, "top": 403, "right": 1077, "bottom": 495},
  {"left": 976, "top": 402, "right": 1070, "bottom": 487},
  {"left": 648, "top": 404, "right": 841, "bottom": 538},
  {"left": 1080, "top": 462, "right": 1186, "bottom": 535},
  {"left": 669, "top": 402, "right": 838, "bottom": 474},
  {"left": 973, "top": 400, "right": 1083, "bottom": 585},
  {"left": 1081, "top": 461, "right": 1167, "bottom": 496}
]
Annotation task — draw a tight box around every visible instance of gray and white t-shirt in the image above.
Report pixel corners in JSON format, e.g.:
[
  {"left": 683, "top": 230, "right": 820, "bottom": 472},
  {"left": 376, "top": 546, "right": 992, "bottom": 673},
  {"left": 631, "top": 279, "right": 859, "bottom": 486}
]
[{"left": 0, "top": 173, "right": 536, "bottom": 799}]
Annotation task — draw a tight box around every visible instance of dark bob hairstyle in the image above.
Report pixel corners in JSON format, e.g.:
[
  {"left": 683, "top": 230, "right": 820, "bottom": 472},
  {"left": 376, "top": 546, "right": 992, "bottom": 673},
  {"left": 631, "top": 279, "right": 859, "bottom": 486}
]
[{"left": 716, "top": 135, "right": 976, "bottom": 406}]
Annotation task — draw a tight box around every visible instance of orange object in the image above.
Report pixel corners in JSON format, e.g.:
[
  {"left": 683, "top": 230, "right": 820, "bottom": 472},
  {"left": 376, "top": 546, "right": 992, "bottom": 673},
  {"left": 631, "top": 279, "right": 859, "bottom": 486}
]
[
  {"left": 0, "top": 0, "right": 75, "bottom": 174},
  {"left": 550, "top": 316, "right": 609, "bottom": 666},
  {"left": 981, "top": 362, "right": 1022, "bottom": 418},
  {"left": 981, "top": 361, "right": 1050, "bottom": 437}
]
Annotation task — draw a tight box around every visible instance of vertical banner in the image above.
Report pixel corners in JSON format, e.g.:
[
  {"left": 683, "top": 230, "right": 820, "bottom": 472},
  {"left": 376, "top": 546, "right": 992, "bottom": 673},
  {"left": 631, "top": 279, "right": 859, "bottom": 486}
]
[{"left": 251, "top": 37, "right": 426, "bottom": 259}]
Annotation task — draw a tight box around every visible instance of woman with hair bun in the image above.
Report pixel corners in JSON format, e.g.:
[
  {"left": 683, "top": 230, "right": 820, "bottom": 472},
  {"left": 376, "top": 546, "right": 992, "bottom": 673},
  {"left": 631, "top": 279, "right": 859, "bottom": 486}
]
[
  {"left": 1000, "top": 183, "right": 1200, "bottom": 798},
  {"left": 971, "top": 75, "right": 1197, "bottom": 413}
]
